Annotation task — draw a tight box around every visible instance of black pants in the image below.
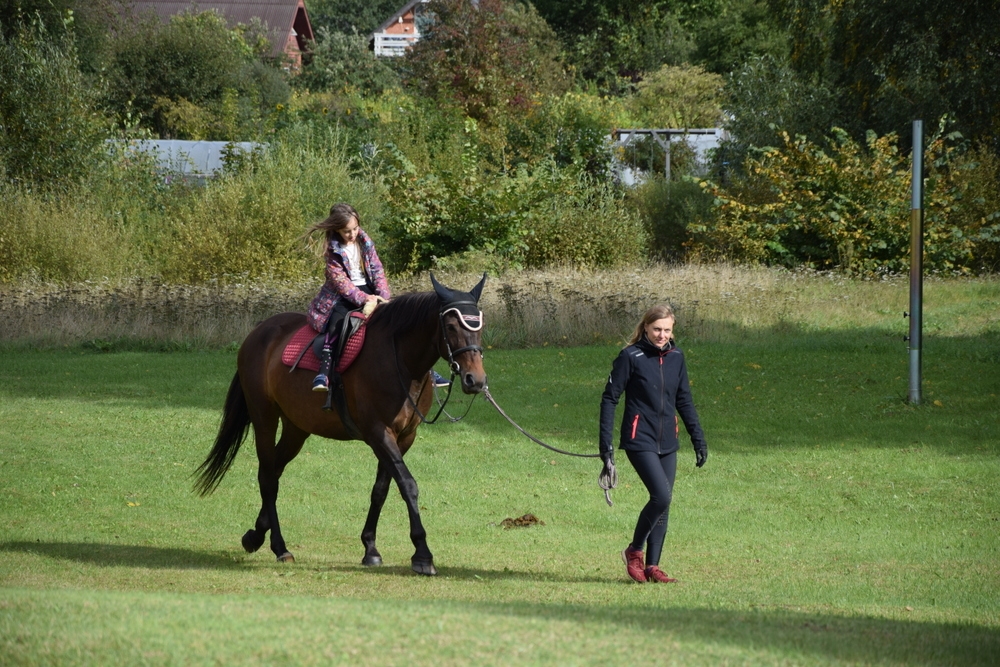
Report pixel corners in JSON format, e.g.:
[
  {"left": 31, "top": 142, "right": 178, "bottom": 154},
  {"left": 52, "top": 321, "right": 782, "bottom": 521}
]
[
  {"left": 625, "top": 449, "right": 677, "bottom": 567},
  {"left": 325, "top": 284, "right": 375, "bottom": 336}
]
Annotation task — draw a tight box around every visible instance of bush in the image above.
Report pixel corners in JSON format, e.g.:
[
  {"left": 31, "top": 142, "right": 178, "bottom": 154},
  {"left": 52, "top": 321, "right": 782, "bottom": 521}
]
[
  {"left": 526, "top": 174, "right": 648, "bottom": 268},
  {"left": 693, "top": 125, "right": 1000, "bottom": 273},
  {"left": 159, "top": 126, "right": 384, "bottom": 283},
  {"left": 0, "top": 184, "right": 140, "bottom": 283},
  {"left": 629, "top": 177, "right": 715, "bottom": 261},
  {"left": 378, "top": 123, "right": 646, "bottom": 272}
]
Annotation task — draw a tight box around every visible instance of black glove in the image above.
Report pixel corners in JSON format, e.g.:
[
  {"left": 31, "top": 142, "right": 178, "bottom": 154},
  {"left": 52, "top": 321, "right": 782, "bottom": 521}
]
[
  {"left": 600, "top": 450, "right": 614, "bottom": 466},
  {"left": 694, "top": 443, "right": 707, "bottom": 468}
]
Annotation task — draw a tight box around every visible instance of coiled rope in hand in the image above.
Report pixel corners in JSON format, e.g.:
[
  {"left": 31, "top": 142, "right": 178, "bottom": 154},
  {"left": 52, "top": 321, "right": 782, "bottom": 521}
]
[{"left": 598, "top": 459, "right": 618, "bottom": 507}]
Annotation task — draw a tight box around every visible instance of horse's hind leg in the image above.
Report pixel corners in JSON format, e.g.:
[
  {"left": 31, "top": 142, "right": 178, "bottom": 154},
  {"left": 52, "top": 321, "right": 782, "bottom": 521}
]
[
  {"left": 360, "top": 460, "right": 392, "bottom": 566},
  {"left": 242, "top": 509, "right": 269, "bottom": 554},
  {"left": 242, "top": 419, "right": 308, "bottom": 554},
  {"left": 247, "top": 410, "right": 308, "bottom": 563}
]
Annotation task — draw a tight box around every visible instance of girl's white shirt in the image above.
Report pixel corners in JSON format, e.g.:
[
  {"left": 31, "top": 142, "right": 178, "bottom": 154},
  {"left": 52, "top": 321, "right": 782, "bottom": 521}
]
[{"left": 343, "top": 241, "right": 366, "bottom": 287}]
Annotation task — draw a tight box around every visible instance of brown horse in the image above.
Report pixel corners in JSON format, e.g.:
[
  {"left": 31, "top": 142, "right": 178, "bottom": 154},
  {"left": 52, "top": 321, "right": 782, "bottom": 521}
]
[{"left": 194, "top": 274, "right": 487, "bottom": 575}]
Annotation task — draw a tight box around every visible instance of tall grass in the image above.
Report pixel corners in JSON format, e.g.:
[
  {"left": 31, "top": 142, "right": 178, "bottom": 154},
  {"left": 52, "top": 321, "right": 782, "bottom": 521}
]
[
  {"left": 0, "top": 125, "right": 383, "bottom": 286},
  {"left": 3, "top": 264, "right": 997, "bottom": 348}
]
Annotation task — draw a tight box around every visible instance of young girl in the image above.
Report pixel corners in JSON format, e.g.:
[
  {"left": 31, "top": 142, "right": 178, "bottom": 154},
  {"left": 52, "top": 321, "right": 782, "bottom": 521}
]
[
  {"left": 305, "top": 203, "right": 391, "bottom": 392},
  {"left": 599, "top": 304, "right": 708, "bottom": 583}
]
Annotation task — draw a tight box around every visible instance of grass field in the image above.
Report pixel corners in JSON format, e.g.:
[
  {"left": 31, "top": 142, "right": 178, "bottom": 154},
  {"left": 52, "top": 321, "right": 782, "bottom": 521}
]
[{"left": 2, "top": 305, "right": 999, "bottom": 664}]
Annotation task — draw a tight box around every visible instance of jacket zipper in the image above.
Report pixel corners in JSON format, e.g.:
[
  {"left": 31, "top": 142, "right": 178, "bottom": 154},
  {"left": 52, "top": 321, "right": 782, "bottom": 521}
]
[
  {"left": 657, "top": 352, "right": 665, "bottom": 447},
  {"left": 631, "top": 414, "right": 639, "bottom": 439}
]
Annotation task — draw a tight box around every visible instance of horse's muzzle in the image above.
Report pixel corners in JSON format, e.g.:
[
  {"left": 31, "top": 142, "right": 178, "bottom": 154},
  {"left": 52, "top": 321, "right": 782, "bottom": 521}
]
[{"left": 461, "top": 370, "right": 486, "bottom": 394}]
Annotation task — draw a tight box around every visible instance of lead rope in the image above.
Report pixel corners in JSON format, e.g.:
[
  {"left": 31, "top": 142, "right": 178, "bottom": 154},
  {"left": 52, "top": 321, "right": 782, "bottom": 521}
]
[{"left": 481, "top": 386, "right": 616, "bottom": 506}]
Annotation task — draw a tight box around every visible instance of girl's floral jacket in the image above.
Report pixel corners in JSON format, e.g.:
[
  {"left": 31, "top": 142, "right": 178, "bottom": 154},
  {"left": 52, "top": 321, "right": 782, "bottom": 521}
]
[{"left": 307, "top": 228, "right": 390, "bottom": 332}]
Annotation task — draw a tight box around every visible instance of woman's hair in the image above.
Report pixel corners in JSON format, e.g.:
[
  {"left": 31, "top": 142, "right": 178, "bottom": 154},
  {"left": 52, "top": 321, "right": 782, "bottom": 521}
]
[
  {"left": 304, "top": 203, "right": 360, "bottom": 252},
  {"left": 627, "top": 304, "right": 676, "bottom": 345}
]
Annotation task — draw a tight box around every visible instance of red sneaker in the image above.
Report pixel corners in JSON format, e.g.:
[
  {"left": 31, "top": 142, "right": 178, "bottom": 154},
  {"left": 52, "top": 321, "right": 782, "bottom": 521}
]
[
  {"left": 644, "top": 565, "right": 677, "bottom": 583},
  {"left": 621, "top": 547, "right": 647, "bottom": 583}
]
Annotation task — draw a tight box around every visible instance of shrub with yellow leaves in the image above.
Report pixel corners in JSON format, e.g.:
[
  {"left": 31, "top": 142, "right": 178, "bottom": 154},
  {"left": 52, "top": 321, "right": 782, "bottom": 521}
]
[{"left": 692, "top": 122, "right": 1000, "bottom": 273}]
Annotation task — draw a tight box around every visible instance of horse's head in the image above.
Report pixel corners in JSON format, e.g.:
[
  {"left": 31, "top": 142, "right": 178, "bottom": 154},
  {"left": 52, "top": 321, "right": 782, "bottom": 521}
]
[{"left": 431, "top": 272, "right": 487, "bottom": 394}]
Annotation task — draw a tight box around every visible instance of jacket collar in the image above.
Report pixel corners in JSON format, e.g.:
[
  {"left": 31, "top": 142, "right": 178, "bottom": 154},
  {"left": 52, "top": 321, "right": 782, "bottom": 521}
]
[
  {"left": 636, "top": 334, "right": 675, "bottom": 355},
  {"left": 330, "top": 229, "right": 370, "bottom": 258}
]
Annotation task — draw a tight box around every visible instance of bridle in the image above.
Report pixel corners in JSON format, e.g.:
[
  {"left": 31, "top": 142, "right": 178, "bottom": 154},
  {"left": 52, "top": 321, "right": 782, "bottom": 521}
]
[
  {"left": 438, "top": 299, "right": 484, "bottom": 374},
  {"left": 394, "top": 298, "right": 484, "bottom": 425}
]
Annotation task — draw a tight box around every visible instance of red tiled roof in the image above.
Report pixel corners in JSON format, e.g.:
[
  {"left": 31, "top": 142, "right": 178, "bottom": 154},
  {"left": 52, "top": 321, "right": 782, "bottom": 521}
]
[{"left": 129, "top": 1, "right": 313, "bottom": 59}]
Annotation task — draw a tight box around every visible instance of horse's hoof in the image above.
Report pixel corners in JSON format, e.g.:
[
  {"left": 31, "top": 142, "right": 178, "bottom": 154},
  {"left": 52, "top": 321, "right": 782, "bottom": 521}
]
[
  {"left": 411, "top": 559, "right": 437, "bottom": 576},
  {"left": 241, "top": 530, "right": 263, "bottom": 553},
  {"left": 277, "top": 552, "right": 295, "bottom": 563},
  {"left": 361, "top": 555, "right": 383, "bottom": 567}
]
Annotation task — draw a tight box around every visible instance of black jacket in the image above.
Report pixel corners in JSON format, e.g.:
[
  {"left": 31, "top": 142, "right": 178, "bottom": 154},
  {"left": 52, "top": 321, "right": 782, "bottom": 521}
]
[{"left": 599, "top": 336, "right": 706, "bottom": 457}]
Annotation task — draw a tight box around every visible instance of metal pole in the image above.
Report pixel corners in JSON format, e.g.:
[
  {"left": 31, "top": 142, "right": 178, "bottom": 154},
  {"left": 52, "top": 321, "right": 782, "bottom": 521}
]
[
  {"left": 665, "top": 135, "right": 671, "bottom": 181},
  {"left": 908, "top": 120, "right": 923, "bottom": 404}
]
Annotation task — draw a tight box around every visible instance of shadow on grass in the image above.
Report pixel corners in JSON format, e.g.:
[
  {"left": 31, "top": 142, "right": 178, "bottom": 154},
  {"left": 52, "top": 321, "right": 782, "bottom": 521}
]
[
  {"left": 3, "top": 544, "right": 997, "bottom": 664},
  {"left": 0, "top": 541, "right": 247, "bottom": 570},
  {"left": 325, "top": 562, "right": 1000, "bottom": 665},
  {"left": 479, "top": 599, "right": 1000, "bottom": 666}
]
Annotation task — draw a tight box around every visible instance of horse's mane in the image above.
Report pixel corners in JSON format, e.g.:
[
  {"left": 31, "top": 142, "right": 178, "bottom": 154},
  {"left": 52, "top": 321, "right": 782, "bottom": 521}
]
[{"left": 367, "top": 291, "right": 440, "bottom": 337}]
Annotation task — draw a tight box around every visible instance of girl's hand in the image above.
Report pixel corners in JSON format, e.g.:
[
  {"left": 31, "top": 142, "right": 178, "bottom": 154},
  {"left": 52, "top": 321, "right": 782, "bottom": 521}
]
[{"left": 362, "top": 295, "right": 387, "bottom": 316}]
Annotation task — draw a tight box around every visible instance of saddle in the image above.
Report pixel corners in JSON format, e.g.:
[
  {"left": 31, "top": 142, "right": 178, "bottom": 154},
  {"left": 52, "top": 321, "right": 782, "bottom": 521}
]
[
  {"left": 281, "top": 311, "right": 369, "bottom": 438},
  {"left": 281, "top": 311, "right": 368, "bottom": 374}
]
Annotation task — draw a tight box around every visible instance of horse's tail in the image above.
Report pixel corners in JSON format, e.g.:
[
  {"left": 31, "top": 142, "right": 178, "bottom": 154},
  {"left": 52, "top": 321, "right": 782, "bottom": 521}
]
[{"left": 193, "top": 372, "right": 251, "bottom": 496}]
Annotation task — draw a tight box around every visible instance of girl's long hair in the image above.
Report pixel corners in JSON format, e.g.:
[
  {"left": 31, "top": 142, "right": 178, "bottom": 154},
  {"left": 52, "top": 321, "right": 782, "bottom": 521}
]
[
  {"left": 628, "top": 304, "right": 675, "bottom": 345},
  {"left": 303, "top": 203, "right": 360, "bottom": 255}
]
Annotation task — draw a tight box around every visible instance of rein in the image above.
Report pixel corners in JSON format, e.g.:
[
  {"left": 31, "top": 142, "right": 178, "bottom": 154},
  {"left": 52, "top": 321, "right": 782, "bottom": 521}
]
[
  {"left": 481, "top": 386, "right": 600, "bottom": 459},
  {"left": 481, "top": 386, "right": 616, "bottom": 506}
]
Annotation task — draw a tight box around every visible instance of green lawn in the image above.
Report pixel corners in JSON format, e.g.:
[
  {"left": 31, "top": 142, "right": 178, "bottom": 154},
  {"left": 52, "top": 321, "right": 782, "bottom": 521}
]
[{"left": 2, "top": 328, "right": 999, "bottom": 665}]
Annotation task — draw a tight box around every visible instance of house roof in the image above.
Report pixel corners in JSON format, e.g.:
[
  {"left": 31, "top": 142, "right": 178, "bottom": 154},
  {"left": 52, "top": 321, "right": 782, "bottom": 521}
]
[
  {"left": 372, "top": 0, "right": 427, "bottom": 36},
  {"left": 128, "top": 1, "right": 313, "bottom": 59}
]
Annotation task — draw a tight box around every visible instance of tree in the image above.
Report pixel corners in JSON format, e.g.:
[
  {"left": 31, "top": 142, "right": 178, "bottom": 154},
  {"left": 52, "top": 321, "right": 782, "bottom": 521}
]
[
  {"left": 829, "top": 0, "right": 1000, "bottom": 154},
  {"left": 0, "top": 20, "right": 109, "bottom": 187},
  {"left": 294, "top": 27, "right": 400, "bottom": 94},
  {"left": 105, "top": 9, "right": 289, "bottom": 139},
  {"left": 405, "top": 0, "right": 567, "bottom": 126},
  {"left": 304, "top": 0, "right": 404, "bottom": 36},
  {"left": 628, "top": 63, "right": 724, "bottom": 128},
  {"left": 0, "top": 0, "right": 122, "bottom": 74},
  {"left": 534, "top": 0, "right": 693, "bottom": 93},
  {"left": 690, "top": 0, "right": 787, "bottom": 74},
  {"left": 721, "top": 54, "right": 836, "bottom": 167}
]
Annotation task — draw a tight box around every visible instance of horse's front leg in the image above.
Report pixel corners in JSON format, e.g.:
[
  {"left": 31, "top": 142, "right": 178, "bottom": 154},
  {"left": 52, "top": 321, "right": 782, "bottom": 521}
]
[
  {"left": 394, "top": 457, "right": 435, "bottom": 575},
  {"left": 360, "top": 460, "right": 392, "bottom": 566},
  {"left": 370, "top": 440, "right": 436, "bottom": 576}
]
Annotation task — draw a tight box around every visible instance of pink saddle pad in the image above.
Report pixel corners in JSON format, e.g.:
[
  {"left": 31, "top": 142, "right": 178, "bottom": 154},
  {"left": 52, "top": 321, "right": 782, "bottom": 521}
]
[
  {"left": 281, "top": 318, "right": 367, "bottom": 374},
  {"left": 281, "top": 325, "right": 322, "bottom": 372}
]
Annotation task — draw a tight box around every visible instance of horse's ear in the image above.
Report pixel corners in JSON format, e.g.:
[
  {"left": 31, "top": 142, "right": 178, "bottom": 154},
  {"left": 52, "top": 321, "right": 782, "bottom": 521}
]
[
  {"left": 470, "top": 272, "right": 487, "bottom": 303},
  {"left": 429, "top": 272, "right": 454, "bottom": 302}
]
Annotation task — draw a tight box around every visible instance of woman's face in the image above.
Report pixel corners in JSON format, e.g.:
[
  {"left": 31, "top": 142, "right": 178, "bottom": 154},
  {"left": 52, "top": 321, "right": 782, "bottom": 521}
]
[
  {"left": 644, "top": 317, "right": 674, "bottom": 349},
  {"left": 336, "top": 216, "right": 360, "bottom": 245}
]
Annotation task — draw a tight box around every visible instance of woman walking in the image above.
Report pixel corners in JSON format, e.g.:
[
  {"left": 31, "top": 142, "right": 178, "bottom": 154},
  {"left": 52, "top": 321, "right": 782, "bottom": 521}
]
[{"left": 599, "top": 304, "right": 708, "bottom": 583}]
